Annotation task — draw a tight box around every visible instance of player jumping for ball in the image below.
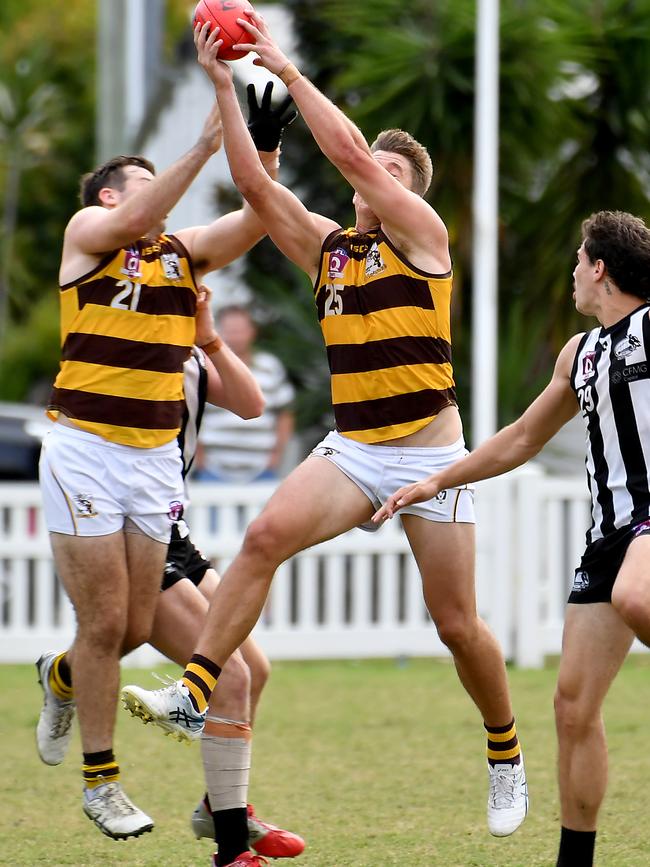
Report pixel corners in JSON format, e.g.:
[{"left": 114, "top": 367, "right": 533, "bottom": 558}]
[{"left": 121, "top": 11, "right": 529, "bottom": 851}]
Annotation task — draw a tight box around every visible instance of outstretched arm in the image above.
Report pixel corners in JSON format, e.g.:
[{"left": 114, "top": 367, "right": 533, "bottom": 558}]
[
  {"left": 234, "top": 12, "right": 449, "bottom": 270},
  {"left": 373, "top": 334, "right": 584, "bottom": 523},
  {"left": 194, "top": 286, "right": 264, "bottom": 419},
  {"left": 63, "top": 104, "right": 223, "bottom": 258},
  {"left": 193, "top": 22, "right": 338, "bottom": 281}
]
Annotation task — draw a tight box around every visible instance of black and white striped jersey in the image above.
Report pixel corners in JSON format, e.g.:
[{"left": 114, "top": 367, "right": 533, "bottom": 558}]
[
  {"left": 177, "top": 346, "right": 208, "bottom": 479},
  {"left": 570, "top": 303, "right": 650, "bottom": 544}
]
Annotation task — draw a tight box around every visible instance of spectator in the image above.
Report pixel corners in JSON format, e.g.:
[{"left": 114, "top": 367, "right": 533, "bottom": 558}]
[{"left": 195, "top": 305, "right": 295, "bottom": 482}]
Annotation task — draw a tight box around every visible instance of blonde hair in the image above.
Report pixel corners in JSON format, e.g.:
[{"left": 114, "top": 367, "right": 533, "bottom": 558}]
[{"left": 370, "top": 129, "right": 433, "bottom": 196}]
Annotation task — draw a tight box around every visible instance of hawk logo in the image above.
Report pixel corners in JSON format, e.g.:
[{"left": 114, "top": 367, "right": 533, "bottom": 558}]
[
  {"left": 365, "top": 243, "right": 386, "bottom": 276},
  {"left": 572, "top": 570, "right": 590, "bottom": 593},
  {"left": 614, "top": 333, "right": 642, "bottom": 360},
  {"left": 161, "top": 252, "right": 183, "bottom": 280},
  {"left": 73, "top": 494, "right": 97, "bottom": 518}
]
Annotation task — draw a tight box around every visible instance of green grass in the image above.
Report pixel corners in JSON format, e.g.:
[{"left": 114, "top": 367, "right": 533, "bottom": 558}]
[{"left": 2, "top": 656, "right": 650, "bottom": 866}]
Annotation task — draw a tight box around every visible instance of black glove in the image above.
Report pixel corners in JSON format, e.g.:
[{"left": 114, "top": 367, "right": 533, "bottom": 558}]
[{"left": 247, "top": 81, "right": 298, "bottom": 152}]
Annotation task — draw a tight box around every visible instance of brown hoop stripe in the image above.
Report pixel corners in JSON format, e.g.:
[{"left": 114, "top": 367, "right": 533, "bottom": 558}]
[
  {"left": 327, "top": 335, "right": 452, "bottom": 375},
  {"left": 49, "top": 388, "right": 185, "bottom": 430},
  {"left": 316, "top": 273, "right": 435, "bottom": 320},
  {"left": 62, "top": 333, "right": 190, "bottom": 372},
  {"left": 334, "top": 388, "right": 457, "bottom": 433},
  {"left": 184, "top": 670, "right": 213, "bottom": 704},
  {"left": 487, "top": 735, "right": 519, "bottom": 753},
  {"left": 76, "top": 278, "right": 196, "bottom": 317}
]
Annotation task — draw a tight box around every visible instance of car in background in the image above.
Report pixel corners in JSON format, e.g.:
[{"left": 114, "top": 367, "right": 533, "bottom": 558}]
[{"left": 0, "top": 402, "right": 52, "bottom": 481}]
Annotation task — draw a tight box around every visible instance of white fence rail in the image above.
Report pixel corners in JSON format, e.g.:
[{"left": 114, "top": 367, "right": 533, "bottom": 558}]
[{"left": 1, "top": 473, "right": 646, "bottom": 668}]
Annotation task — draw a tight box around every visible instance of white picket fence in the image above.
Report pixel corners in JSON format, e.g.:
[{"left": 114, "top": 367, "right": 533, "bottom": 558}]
[{"left": 0, "top": 471, "right": 646, "bottom": 668}]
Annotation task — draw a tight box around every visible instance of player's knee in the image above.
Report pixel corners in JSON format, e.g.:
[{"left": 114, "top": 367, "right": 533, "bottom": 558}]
[
  {"left": 434, "top": 611, "right": 475, "bottom": 652},
  {"left": 79, "top": 613, "right": 126, "bottom": 655},
  {"left": 611, "top": 585, "right": 649, "bottom": 633},
  {"left": 554, "top": 684, "right": 597, "bottom": 740},
  {"left": 241, "top": 513, "right": 290, "bottom": 566}
]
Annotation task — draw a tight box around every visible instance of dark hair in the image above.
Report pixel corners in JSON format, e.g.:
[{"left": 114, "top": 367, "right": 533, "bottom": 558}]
[
  {"left": 582, "top": 210, "right": 650, "bottom": 300},
  {"left": 370, "top": 129, "right": 433, "bottom": 196},
  {"left": 79, "top": 155, "right": 155, "bottom": 206}
]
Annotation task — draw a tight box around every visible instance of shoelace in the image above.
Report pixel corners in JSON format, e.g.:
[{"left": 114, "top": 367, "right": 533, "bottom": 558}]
[
  {"left": 48, "top": 699, "right": 75, "bottom": 738},
  {"left": 97, "top": 783, "right": 139, "bottom": 817},
  {"left": 490, "top": 767, "right": 522, "bottom": 809},
  {"left": 151, "top": 671, "right": 180, "bottom": 692}
]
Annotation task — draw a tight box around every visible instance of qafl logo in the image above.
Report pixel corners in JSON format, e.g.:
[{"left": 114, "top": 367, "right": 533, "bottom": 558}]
[
  {"left": 168, "top": 501, "right": 184, "bottom": 522},
  {"left": 328, "top": 248, "right": 350, "bottom": 279},
  {"left": 581, "top": 352, "right": 596, "bottom": 379}
]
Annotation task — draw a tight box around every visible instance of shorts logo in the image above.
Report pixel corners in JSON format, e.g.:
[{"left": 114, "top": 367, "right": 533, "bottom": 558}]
[
  {"left": 312, "top": 446, "right": 338, "bottom": 458},
  {"left": 614, "top": 333, "right": 642, "bottom": 360},
  {"left": 73, "top": 494, "right": 97, "bottom": 518},
  {"left": 633, "top": 519, "right": 650, "bottom": 537},
  {"left": 168, "top": 501, "right": 184, "bottom": 521},
  {"left": 572, "top": 570, "right": 590, "bottom": 592},
  {"left": 435, "top": 491, "right": 447, "bottom": 503}
]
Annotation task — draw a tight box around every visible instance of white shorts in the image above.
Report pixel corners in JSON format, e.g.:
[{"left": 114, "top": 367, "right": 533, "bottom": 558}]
[
  {"left": 39, "top": 424, "right": 184, "bottom": 543},
  {"left": 311, "top": 430, "right": 475, "bottom": 532}
]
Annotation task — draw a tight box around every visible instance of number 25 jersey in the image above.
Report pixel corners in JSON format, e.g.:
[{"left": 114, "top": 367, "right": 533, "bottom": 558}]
[{"left": 314, "top": 227, "right": 457, "bottom": 443}]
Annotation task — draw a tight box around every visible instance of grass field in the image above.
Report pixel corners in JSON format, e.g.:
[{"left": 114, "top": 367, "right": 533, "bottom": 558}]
[{"left": 1, "top": 656, "right": 649, "bottom": 866}]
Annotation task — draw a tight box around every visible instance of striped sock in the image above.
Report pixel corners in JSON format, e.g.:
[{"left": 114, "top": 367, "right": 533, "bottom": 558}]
[
  {"left": 49, "top": 652, "right": 73, "bottom": 701},
  {"left": 485, "top": 717, "right": 521, "bottom": 766},
  {"left": 83, "top": 749, "right": 119, "bottom": 789},
  {"left": 182, "top": 654, "right": 222, "bottom": 714}
]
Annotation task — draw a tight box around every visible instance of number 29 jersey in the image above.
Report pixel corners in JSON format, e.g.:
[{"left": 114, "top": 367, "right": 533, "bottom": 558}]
[
  {"left": 570, "top": 303, "right": 650, "bottom": 544},
  {"left": 314, "top": 227, "right": 457, "bottom": 444},
  {"left": 47, "top": 234, "right": 198, "bottom": 448}
]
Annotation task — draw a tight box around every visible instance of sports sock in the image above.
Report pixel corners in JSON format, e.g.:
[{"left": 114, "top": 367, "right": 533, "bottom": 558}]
[
  {"left": 556, "top": 826, "right": 596, "bottom": 866},
  {"left": 485, "top": 717, "right": 521, "bottom": 766},
  {"left": 49, "top": 652, "right": 73, "bottom": 701},
  {"left": 202, "top": 717, "right": 252, "bottom": 865},
  {"left": 182, "top": 653, "right": 222, "bottom": 713},
  {"left": 82, "top": 749, "right": 119, "bottom": 789}
]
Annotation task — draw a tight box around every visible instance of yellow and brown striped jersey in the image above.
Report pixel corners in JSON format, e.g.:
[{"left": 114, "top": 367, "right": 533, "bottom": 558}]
[
  {"left": 47, "top": 234, "right": 198, "bottom": 448},
  {"left": 314, "top": 227, "right": 456, "bottom": 443}
]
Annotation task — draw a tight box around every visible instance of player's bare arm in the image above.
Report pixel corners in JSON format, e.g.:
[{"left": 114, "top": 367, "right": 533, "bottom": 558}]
[
  {"left": 373, "top": 333, "right": 584, "bottom": 523},
  {"left": 195, "top": 21, "right": 337, "bottom": 280},
  {"left": 59, "top": 103, "right": 223, "bottom": 284},
  {"left": 195, "top": 285, "right": 264, "bottom": 419},
  {"left": 234, "top": 11, "right": 449, "bottom": 273},
  {"left": 176, "top": 149, "right": 279, "bottom": 277}
]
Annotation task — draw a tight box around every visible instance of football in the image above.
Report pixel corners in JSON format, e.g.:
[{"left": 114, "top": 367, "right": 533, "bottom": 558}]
[{"left": 193, "top": 0, "right": 255, "bottom": 61}]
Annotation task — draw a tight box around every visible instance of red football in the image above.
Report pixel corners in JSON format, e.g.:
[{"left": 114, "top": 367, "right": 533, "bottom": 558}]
[{"left": 193, "top": 0, "right": 255, "bottom": 61}]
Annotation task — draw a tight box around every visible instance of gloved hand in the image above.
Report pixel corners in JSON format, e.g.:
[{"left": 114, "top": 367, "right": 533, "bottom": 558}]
[{"left": 246, "top": 81, "right": 298, "bottom": 152}]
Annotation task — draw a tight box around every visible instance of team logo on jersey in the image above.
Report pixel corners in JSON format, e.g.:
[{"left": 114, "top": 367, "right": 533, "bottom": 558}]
[
  {"left": 161, "top": 252, "right": 183, "bottom": 280},
  {"left": 328, "top": 248, "right": 350, "bottom": 279},
  {"left": 168, "top": 500, "right": 184, "bottom": 521},
  {"left": 73, "top": 494, "right": 97, "bottom": 518},
  {"left": 614, "top": 333, "right": 642, "bottom": 360},
  {"left": 572, "top": 570, "right": 590, "bottom": 593},
  {"left": 365, "top": 242, "right": 386, "bottom": 276},
  {"left": 120, "top": 246, "right": 142, "bottom": 278},
  {"left": 581, "top": 352, "right": 596, "bottom": 379}
]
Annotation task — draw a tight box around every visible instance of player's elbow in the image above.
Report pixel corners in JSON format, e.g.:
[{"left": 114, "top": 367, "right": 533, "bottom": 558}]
[{"left": 239, "top": 391, "right": 265, "bottom": 420}]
